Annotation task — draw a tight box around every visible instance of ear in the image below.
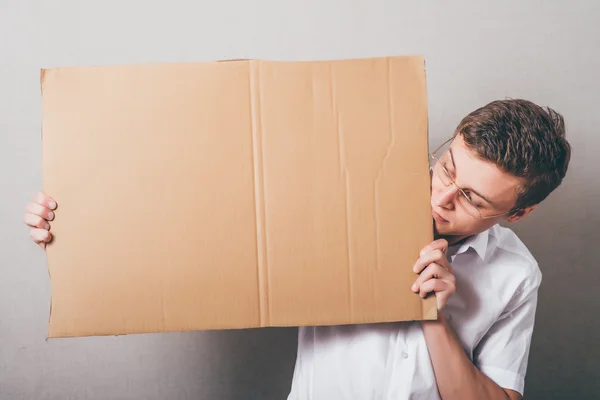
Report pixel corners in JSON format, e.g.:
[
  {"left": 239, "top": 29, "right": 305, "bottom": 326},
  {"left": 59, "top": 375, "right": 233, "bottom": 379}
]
[{"left": 506, "top": 205, "right": 537, "bottom": 223}]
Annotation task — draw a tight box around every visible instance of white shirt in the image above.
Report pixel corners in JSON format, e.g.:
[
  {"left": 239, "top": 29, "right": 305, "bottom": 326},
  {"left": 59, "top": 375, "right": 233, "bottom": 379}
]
[{"left": 287, "top": 224, "right": 542, "bottom": 399}]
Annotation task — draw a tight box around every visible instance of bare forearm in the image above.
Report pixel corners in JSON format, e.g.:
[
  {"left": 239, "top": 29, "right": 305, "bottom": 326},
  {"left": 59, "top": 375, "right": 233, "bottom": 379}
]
[{"left": 421, "top": 312, "right": 512, "bottom": 400}]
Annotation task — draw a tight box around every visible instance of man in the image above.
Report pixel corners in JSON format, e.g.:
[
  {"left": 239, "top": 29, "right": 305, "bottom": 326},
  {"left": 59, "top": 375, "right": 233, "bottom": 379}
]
[{"left": 24, "top": 99, "right": 571, "bottom": 399}]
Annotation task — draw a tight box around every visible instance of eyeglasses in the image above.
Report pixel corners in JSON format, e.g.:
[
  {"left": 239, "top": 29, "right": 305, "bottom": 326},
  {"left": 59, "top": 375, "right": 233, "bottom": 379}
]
[{"left": 429, "top": 137, "right": 520, "bottom": 220}]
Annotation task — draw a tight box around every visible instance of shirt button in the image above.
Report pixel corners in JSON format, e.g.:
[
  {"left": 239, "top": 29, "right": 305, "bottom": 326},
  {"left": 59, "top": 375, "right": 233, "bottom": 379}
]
[{"left": 401, "top": 352, "right": 408, "bottom": 359}]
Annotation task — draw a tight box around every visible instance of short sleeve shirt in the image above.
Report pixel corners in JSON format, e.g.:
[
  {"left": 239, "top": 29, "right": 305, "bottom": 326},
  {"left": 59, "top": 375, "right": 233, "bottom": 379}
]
[{"left": 287, "top": 224, "right": 542, "bottom": 399}]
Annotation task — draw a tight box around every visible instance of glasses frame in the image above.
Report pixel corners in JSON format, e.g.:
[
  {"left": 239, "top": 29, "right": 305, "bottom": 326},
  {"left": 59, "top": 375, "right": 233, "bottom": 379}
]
[{"left": 429, "top": 137, "right": 520, "bottom": 220}]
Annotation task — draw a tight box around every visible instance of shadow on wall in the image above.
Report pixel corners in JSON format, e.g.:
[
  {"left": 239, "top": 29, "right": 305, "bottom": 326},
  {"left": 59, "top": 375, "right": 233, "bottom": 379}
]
[
  {"left": 506, "top": 167, "right": 599, "bottom": 400},
  {"left": 155, "top": 327, "right": 299, "bottom": 400}
]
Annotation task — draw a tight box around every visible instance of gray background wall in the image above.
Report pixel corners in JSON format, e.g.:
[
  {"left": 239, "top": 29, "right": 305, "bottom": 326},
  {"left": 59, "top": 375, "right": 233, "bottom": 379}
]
[{"left": 1, "top": 0, "right": 598, "bottom": 399}]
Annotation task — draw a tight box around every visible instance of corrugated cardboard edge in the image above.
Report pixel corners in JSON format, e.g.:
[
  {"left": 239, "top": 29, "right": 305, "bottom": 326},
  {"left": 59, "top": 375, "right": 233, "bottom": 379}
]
[
  {"left": 419, "top": 56, "right": 438, "bottom": 321},
  {"left": 40, "top": 68, "right": 55, "bottom": 340}
]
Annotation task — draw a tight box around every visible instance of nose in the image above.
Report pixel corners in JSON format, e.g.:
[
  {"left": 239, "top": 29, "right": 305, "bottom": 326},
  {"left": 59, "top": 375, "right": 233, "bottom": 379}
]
[{"left": 434, "top": 184, "right": 459, "bottom": 209}]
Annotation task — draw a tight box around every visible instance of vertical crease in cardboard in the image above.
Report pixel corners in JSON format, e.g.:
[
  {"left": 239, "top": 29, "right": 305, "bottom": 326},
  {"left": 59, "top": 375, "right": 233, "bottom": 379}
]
[
  {"left": 329, "top": 64, "right": 353, "bottom": 321},
  {"left": 374, "top": 58, "right": 397, "bottom": 274},
  {"left": 249, "top": 61, "right": 269, "bottom": 326}
]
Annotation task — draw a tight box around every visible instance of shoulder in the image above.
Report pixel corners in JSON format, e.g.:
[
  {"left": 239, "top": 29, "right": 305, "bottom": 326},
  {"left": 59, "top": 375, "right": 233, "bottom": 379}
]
[{"left": 487, "top": 224, "right": 542, "bottom": 296}]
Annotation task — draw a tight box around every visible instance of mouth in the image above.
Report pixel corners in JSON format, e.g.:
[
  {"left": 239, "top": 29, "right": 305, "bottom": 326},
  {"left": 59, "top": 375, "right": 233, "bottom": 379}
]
[{"left": 432, "top": 209, "right": 449, "bottom": 223}]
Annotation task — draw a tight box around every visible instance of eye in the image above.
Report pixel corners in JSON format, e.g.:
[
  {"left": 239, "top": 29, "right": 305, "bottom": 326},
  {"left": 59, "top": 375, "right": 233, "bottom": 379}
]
[
  {"left": 463, "top": 191, "right": 483, "bottom": 208},
  {"left": 469, "top": 197, "right": 484, "bottom": 209},
  {"left": 441, "top": 161, "right": 452, "bottom": 175}
]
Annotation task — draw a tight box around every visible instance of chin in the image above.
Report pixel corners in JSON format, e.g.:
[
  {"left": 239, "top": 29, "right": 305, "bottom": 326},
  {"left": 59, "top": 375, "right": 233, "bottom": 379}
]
[
  {"left": 433, "top": 220, "right": 460, "bottom": 238},
  {"left": 433, "top": 220, "right": 450, "bottom": 236}
]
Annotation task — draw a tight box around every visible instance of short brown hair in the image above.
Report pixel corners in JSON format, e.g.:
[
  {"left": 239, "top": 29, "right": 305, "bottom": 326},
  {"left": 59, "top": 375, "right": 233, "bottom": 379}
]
[{"left": 454, "top": 99, "right": 571, "bottom": 210}]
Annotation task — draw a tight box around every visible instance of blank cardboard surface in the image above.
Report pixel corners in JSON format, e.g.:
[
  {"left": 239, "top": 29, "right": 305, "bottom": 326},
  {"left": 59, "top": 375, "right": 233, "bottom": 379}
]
[{"left": 41, "top": 56, "right": 436, "bottom": 338}]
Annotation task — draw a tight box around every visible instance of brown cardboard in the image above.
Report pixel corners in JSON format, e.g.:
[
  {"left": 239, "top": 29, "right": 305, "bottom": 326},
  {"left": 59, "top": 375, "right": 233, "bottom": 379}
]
[{"left": 41, "top": 56, "right": 436, "bottom": 338}]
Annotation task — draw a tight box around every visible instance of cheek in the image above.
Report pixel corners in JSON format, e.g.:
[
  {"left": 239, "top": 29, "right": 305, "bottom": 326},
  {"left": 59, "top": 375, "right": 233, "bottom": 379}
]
[
  {"left": 455, "top": 216, "right": 497, "bottom": 235},
  {"left": 430, "top": 180, "right": 444, "bottom": 198}
]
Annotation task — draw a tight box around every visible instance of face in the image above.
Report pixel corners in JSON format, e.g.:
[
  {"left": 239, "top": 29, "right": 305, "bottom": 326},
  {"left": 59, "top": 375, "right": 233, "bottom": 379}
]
[{"left": 430, "top": 134, "right": 535, "bottom": 242}]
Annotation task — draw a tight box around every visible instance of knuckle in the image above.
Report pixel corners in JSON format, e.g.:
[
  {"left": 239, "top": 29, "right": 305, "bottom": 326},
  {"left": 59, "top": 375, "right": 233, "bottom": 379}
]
[
  {"left": 30, "top": 229, "right": 40, "bottom": 241},
  {"left": 30, "top": 215, "right": 41, "bottom": 227},
  {"left": 434, "top": 249, "right": 444, "bottom": 259},
  {"left": 447, "top": 280, "right": 456, "bottom": 292},
  {"left": 28, "top": 202, "right": 42, "bottom": 216},
  {"left": 421, "top": 267, "right": 432, "bottom": 280},
  {"left": 39, "top": 218, "right": 49, "bottom": 229},
  {"left": 430, "top": 263, "right": 442, "bottom": 277},
  {"left": 35, "top": 191, "right": 48, "bottom": 204},
  {"left": 421, "top": 242, "right": 435, "bottom": 256}
]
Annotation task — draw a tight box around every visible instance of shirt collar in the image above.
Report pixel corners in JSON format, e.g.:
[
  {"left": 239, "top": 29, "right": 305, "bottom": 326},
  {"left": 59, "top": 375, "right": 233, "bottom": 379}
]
[{"left": 450, "top": 228, "right": 490, "bottom": 261}]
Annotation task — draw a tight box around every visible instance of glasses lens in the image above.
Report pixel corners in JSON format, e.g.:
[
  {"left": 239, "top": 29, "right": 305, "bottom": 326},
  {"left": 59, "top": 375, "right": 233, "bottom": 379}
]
[
  {"left": 435, "top": 162, "right": 452, "bottom": 186},
  {"left": 456, "top": 191, "right": 481, "bottom": 218}
]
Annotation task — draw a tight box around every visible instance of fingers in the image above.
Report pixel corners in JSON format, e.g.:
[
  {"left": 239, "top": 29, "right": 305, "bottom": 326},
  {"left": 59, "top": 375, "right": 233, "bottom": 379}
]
[
  {"left": 30, "top": 228, "right": 52, "bottom": 246},
  {"left": 412, "top": 263, "right": 450, "bottom": 292},
  {"left": 413, "top": 239, "right": 455, "bottom": 310},
  {"left": 33, "top": 192, "right": 57, "bottom": 210},
  {"left": 24, "top": 192, "right": 56, "bottom": 250},
  {"left": 413, "top": 249, "right": 449, "bottom": 274},
  {"left": 421, "top": 279, "right": 455, "bottom": 311},
  {"left": 26, "top": 201, "right": 55, "bottom": 221},
  {"left": 419, "top": 280, "right": 456, "bottom": 311},
  {"left": 419, "top": 239, "right": 448, "bottom": 257},
  {"left": 418, "top": 278, "right": 449, "bottom": 298},
  {"left": 23, "top": 213, "right": 50, "bottom": 230},
  {"left": 415, "top": 275, "right": 456, "bottom": 310}
]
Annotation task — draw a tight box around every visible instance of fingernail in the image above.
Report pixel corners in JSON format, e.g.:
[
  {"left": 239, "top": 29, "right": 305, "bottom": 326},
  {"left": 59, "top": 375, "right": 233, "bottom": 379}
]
[
  {"left": 48, "top": 211, "right": 54, "bottom": 219},
  {"left": 49, "top": 201, "right": 56, "bottom": 209},
  {"left": 412, "top": 284, "right": 417, "bottom": 291},
  {"left": 45, "top": 223, "right": 50, "bottom": 230}
]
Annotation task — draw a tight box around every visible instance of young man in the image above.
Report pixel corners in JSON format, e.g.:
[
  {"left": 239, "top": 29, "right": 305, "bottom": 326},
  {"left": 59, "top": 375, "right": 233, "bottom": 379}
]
[{"left": 24, "top": 99, "right": 571, "bottom": 399}]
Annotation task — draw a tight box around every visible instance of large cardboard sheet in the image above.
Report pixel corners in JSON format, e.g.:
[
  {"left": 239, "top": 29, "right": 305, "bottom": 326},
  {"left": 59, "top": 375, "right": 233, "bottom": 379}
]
[{"left": 41, "top": 56, "right": 436, "bottom": 338}]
